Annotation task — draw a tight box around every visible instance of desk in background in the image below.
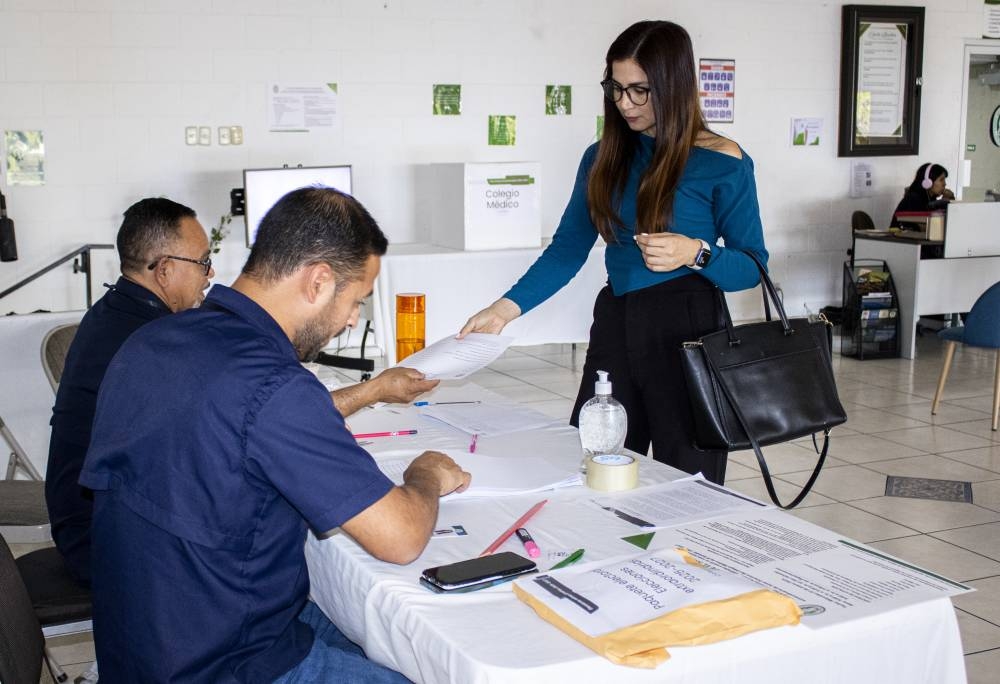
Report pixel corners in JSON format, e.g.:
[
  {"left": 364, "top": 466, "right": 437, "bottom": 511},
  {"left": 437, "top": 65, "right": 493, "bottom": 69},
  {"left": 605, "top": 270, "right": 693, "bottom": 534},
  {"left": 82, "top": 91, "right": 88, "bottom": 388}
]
[
  {"left": 305, "top": 382, "right": 966, "bottom": 684},
  {"left": 853, "top": 232, "right": 1000, "bottom": 358},
  {"left": 371, "top": 243, "right": 606, "bottom": 366}
]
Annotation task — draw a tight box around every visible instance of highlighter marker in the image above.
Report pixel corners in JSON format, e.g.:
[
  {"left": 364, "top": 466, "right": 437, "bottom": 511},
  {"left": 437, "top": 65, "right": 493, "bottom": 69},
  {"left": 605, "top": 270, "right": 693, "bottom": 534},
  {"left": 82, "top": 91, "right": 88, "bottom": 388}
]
[{"left": 515, "top": 527, "right": 540, "bottom": 558}]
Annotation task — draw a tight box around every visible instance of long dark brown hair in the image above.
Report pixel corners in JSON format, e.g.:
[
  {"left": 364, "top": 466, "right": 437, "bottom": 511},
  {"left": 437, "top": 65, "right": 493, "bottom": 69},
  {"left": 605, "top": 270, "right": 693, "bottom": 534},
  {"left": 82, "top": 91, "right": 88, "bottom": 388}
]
[{"left": 588, "top": 21, "right": 707, "bottom": 241}]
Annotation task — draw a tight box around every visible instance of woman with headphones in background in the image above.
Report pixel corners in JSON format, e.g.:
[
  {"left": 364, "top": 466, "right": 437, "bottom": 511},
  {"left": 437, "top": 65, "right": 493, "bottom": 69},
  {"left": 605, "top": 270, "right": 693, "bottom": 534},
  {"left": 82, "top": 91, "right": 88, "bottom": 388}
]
[{"left": 891, "top": 162, "right": 955, "bottom": 227}]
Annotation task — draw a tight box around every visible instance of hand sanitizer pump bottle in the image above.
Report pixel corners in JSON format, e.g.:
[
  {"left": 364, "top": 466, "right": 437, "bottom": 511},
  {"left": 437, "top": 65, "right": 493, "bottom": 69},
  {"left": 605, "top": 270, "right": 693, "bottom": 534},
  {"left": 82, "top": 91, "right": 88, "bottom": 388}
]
[{"left": 578, "top": 370, "right": 627, "bottom": 471}]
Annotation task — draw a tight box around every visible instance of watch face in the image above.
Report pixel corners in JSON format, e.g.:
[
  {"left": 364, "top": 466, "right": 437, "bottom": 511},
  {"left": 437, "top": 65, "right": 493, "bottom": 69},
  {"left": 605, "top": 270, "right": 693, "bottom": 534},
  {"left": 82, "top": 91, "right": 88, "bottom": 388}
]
[
  {"left": 991, "top": 106, "right": 1000, "bottom": 147},
  {"left": 696, "top": 246, "right": 711, "bottom": 267}
]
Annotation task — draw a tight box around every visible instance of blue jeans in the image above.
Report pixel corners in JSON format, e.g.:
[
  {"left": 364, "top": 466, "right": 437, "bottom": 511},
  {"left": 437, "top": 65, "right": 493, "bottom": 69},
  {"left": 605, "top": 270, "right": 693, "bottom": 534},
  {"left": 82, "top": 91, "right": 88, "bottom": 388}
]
[{"left": 273, "top": 602, "right": 411, "bottom": 683}]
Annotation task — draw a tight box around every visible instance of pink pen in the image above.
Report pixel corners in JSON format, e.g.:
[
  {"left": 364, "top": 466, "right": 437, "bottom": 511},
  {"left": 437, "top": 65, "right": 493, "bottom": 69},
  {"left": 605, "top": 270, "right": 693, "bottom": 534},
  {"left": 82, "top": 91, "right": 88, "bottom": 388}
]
[
  {"left": 469, "top": 433, "right": 479, "bottom": 453},
  {"left": 515, "top": 528, "right": 540, "bottom": 558}
]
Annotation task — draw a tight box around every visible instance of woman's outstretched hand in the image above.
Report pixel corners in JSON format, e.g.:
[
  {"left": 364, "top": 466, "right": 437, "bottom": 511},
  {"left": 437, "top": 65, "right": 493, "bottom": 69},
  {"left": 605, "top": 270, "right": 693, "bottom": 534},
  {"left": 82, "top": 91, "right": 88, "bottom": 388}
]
[{"left": 457, "top": 298, "right": 521, "bottom": 338}]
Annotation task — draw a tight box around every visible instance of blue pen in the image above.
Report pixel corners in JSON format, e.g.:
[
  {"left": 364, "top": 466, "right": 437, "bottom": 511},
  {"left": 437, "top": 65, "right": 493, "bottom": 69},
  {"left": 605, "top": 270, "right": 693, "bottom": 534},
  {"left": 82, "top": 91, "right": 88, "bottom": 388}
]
[{"left": 413, "top": 400, "right": 481, "bottom": 406}]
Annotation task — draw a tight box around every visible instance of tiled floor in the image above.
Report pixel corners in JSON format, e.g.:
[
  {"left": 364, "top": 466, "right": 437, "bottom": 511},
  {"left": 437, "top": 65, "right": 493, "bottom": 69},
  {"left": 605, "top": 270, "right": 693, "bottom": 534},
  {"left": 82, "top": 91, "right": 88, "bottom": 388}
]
[{"left": 12, "top": 332, "right": 1000, "bottom": 682}]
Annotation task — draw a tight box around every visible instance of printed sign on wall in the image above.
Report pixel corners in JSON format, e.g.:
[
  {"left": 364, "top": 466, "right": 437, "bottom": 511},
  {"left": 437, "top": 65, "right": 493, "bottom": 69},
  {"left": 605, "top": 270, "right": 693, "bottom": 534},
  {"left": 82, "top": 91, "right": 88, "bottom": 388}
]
[{"left": 699, "top": 59, "right": 735, "bottom": 123}]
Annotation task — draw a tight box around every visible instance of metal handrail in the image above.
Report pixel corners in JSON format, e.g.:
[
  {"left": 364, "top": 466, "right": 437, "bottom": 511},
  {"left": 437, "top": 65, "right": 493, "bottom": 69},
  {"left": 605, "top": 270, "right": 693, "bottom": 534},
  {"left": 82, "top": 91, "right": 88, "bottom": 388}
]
[{"left": 0, "top": 243, "right": 114, "bottom": 308}]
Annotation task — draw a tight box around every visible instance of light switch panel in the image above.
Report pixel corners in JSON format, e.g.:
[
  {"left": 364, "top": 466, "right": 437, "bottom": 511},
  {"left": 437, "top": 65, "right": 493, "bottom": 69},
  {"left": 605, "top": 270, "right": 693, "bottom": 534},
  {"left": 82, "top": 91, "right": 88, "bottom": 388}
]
[
  {"left": 230, "top": 126, "right": 244, "bottom": 145},
  {"left": 218, "top": 126, "right": 231, "bottom": 145},
  {"left": 185, "top": 126, "right": 198, "bottom": 145},
  {"left": 198, "top": 126, "right": 211, "bottom": 145}
]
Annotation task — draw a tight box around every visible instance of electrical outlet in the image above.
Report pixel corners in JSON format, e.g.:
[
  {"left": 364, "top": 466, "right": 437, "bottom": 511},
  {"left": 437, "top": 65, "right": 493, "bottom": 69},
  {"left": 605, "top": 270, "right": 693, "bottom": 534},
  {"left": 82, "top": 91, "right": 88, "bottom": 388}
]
[
  {"left": 218, "top": 126, "right": 231, "bottom": 145},
  {"left": 230, "top": 126, "right": 243, "bottom": 145},
  {"left": 198, "top": 126, "right": 211, "bottom": 146},
  {"left": 185, "top": 126, "right": 198, "bottom": 145}
]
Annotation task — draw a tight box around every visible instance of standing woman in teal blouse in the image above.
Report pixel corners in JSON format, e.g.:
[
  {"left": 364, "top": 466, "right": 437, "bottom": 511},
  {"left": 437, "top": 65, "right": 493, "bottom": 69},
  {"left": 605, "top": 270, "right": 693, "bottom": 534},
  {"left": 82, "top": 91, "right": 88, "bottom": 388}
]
[{"left": 460, "top": 20, "right": 768, "bottom": 484}]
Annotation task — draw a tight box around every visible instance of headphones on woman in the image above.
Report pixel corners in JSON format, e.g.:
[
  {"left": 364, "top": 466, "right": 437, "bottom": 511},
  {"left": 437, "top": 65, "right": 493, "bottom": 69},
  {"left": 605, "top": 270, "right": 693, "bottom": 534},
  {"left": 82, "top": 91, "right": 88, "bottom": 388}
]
[{"left": 920, "top": 163, "right": 935, "bottom": 190}]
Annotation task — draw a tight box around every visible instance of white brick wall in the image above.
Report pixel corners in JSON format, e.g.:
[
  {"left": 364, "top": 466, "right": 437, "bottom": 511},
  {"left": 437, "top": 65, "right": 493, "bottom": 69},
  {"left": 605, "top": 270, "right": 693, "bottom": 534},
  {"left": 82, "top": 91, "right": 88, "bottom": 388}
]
[{"left": 0, "top": 0, "right": 988, "bottom": 318}]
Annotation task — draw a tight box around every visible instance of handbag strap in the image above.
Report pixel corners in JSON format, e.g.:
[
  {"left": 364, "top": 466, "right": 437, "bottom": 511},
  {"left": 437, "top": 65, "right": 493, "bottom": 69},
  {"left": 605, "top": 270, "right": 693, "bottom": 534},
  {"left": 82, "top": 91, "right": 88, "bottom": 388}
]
[
  {"left": 700, "top": 338, "right": 830, "bottom": 510},
  {"left": 713, "top": 252, "right": 788, "bottom": 346}
]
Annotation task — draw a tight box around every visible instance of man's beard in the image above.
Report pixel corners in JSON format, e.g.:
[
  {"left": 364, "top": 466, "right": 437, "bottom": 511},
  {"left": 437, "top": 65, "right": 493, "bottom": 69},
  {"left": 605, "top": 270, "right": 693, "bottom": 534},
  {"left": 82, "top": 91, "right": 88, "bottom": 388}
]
[{"left": 293, "top": 313, "right": 345, "bottom": 362}]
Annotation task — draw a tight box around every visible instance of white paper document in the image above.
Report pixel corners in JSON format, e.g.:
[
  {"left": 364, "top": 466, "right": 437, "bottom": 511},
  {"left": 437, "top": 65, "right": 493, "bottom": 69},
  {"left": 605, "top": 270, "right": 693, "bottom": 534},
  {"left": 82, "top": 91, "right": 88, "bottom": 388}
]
[
  {"left": 592, "top": 475, "right": 769, "bottom": 529},
  {"left": 419, "top": 401, "right": 557, "bottom": 437},
  {"left": 394, "top": 333, "right": 513, "bottom": 379},
  {"left": 642, "top": 509, "right": 972, "bottom": 627},
  {"left": 375, "top": 450, "right": 581, "bottom": 499},
  {"left": 514, "top": 548, "right": 767, "bottom": 638}
]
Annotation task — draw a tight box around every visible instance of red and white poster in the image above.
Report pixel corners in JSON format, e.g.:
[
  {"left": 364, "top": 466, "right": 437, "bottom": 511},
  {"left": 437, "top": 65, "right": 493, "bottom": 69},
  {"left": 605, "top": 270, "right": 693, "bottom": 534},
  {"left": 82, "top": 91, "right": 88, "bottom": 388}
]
[{"left": 699, "top": 59, "right": 735, "bottom": 124}]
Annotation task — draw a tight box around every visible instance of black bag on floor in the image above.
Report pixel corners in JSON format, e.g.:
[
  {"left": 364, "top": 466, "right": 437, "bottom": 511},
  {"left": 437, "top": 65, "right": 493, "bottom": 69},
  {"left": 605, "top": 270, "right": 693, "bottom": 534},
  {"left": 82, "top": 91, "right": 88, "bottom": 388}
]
[{"left": 680, "top": 253, "right": 847, "bottom": 509}]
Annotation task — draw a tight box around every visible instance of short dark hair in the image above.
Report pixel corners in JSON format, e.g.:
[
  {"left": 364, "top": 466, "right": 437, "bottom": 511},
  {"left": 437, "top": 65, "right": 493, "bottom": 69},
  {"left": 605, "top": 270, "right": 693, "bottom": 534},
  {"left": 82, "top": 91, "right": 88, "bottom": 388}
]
[
  {"left": 242, "top": 187, "right": 388, "bottom": 285},
  {"left": 117, "top": 198, "right": 197, "bottom": 274}
]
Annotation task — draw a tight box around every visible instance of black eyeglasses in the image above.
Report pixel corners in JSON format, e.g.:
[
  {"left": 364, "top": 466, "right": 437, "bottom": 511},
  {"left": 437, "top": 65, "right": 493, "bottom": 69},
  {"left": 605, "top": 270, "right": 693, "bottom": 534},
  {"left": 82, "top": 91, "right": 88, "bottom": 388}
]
[
  {"left": 600, "top": 79, "right": 651, "bottom": 106},
  {"left": 147, "top": 255, "right": 212, "bottom": 276}
]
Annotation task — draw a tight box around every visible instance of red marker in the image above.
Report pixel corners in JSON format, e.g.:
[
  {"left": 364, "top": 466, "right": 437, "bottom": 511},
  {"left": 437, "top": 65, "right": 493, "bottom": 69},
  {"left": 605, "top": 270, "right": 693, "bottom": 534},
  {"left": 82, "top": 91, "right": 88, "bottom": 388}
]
[{"left": 352, "top": 430, "right": 418, "bottom": 439}]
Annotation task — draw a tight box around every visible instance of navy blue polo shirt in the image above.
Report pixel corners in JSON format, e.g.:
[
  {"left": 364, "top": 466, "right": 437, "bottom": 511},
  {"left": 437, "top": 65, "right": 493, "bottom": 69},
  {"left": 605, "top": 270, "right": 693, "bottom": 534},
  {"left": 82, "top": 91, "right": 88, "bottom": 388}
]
[
  {"left": 79, "top": 285, "right": 394, "bottom": 683},
  {"left": 46, "top": 276, "right": 171, "bottom": 585}
]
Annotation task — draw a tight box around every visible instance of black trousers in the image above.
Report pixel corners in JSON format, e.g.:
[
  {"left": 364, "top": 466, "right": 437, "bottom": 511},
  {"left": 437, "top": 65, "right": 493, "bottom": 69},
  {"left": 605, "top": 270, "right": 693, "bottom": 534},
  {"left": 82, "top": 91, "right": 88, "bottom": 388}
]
[{"left": 570, "top": 275, "right": 728, "bottom": 484}]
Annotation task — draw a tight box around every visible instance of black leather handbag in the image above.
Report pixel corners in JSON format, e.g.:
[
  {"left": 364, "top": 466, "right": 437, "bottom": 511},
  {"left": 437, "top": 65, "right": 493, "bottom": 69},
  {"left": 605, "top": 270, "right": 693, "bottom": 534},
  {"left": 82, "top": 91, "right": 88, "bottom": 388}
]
[{"left": 680, "top": 253, "right": 847, "bottom": 509}]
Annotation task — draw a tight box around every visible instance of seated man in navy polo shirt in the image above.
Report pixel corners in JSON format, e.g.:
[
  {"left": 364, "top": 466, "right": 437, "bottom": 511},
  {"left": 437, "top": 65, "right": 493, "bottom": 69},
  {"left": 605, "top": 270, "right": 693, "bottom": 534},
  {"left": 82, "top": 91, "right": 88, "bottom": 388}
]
[
  {"left": 46, "top": 197, "right": 214, "bottom": 586},
  {"left": 47, "top": 198, "right": 438, "bottom": 588},
  {"left": 81, "top": 187, "right": 470, "bottom": 683}
]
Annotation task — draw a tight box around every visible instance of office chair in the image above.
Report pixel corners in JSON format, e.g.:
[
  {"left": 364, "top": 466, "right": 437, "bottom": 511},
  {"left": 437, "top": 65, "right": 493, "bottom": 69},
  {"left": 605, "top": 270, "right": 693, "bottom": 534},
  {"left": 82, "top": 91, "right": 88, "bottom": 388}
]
[
  {"left": 41, "top": 323, "right": 79, "bottom": 393},
  {"left": 931, "top": 281, "right": 1000, "bottom": 430},
  {"left": 0, "top": 534, "right": 52, "bottom": 684},
  {"left": 848, "top": 210, "right": 876, "bottom": 267},
  {"left": 316, "top": 319, "right": 376, "bottom": 381},
  {"left": 10, "top": 542, "right": 93, "bottom": 683},
  {"left": 1, "top": 414, "right": 50, "bottom": 544}
]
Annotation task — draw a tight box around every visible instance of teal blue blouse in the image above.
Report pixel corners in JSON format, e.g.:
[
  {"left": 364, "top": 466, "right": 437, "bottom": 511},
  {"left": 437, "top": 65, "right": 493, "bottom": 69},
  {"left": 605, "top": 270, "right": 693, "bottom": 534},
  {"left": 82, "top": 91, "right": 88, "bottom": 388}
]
[{"left": 504, "top": 134, "right": 768, "bottom": 314}]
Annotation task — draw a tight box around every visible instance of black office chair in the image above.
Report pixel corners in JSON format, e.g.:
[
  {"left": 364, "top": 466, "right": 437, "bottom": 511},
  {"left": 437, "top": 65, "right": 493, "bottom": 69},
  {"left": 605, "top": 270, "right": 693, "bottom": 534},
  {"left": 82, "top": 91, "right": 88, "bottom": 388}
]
[
  {"left": 0, "top": 534, "right": 52, "bottom": 684},
  {"left": 316, "top": 319, "right": 376, "bottom": 381},
  {"left": 848, "top": 210, "right": 876, "bottom": 267},
  {"left": 8, "top": 541, "right": 93, "bottom": 683}
]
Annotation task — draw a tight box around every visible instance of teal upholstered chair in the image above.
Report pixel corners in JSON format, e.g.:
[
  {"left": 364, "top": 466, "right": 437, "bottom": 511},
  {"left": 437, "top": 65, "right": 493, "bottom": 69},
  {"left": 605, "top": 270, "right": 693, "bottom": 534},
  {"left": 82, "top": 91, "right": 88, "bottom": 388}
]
[{"left": 931, "top": 281, "right": 1000, "bottom": 431}]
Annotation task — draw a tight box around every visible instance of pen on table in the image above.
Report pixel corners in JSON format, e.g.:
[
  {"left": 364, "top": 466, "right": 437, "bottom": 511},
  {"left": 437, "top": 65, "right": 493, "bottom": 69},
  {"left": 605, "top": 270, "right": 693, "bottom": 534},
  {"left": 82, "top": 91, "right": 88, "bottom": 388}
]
[
  {"left": 549, "top": 548, "right": 585, "bottom": 571},
  {"left": 469, "top": 433, "right": 479, "bottom": 453},
  {"left": 479, "top": 499, "right": 548, "bottom": 557},
  {"left": 515, "top": 527, "right": 540, "bottom": 558},
  {"left": 413, "top": 400, "right": 482, "bottom": 406},
  {"left": 352, "top": 430, "right": 418, "bottom": 439}
]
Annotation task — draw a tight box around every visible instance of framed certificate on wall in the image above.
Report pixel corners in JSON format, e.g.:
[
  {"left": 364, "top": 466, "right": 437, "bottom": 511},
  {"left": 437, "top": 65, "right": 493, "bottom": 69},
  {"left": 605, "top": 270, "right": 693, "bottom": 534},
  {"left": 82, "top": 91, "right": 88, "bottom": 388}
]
[{"left": 838, "top": 5, "right": 925, "bottom": 157}]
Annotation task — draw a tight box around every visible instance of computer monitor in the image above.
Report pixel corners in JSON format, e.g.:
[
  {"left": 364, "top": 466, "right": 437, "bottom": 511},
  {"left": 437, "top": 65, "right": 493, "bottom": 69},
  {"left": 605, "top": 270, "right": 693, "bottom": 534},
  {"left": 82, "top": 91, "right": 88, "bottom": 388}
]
[{"left": 243, "top": 165, "right": 353, "bottom": 246}]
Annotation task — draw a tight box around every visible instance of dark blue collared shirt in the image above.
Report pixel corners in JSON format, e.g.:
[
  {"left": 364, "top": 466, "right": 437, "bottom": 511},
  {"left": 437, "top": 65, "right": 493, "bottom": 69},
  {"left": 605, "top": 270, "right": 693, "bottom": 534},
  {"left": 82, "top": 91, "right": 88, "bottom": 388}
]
[
  {"left": 80, "top": 285, "right": 394, "bottom": 683},
  {"left": 46, "top": 276, "right": 171, "bottom": 585}
]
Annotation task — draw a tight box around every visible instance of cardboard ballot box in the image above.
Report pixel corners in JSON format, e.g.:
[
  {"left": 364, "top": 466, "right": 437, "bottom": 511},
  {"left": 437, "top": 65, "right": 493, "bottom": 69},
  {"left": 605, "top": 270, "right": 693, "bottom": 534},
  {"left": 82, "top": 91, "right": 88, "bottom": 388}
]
[{"left": 422, "top": 162, "right": 541, "bottom": 251}]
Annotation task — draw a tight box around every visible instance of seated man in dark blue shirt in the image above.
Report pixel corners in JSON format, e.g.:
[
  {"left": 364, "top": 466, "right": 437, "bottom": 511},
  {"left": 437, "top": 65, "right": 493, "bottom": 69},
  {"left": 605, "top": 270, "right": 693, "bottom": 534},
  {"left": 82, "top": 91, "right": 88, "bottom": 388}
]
[
  {"left": 80, "top": 187, "right": 470, "bottom": 683},
  {"left": 47, "top": 198, "right": 438, "bottom": 588},
  {"left": 46, "top": 197, "right": 214, "bottom": 586}
]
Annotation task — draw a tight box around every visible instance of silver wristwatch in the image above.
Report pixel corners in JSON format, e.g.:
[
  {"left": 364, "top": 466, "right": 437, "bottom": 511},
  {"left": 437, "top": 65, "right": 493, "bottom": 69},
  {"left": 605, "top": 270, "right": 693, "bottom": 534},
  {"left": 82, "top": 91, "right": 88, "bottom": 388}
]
[{"left": 689, "top": 239, "right": 712, "bottom": 270}]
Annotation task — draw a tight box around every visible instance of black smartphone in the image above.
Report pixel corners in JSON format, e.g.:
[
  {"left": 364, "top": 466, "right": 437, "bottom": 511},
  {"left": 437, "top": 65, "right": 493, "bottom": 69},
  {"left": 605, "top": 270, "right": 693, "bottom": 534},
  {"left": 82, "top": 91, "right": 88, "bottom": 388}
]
[{"left": 420, "top": 551, "right": 538, "bottom": 593}]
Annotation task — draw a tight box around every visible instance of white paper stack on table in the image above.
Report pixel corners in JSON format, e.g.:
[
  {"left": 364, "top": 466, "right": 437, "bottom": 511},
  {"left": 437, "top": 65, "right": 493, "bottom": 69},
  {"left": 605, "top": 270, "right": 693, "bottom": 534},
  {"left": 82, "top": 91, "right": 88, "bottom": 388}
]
[
  {"left": 393, "top": 333, "right": 513, "bottom": 379},
  {"left": 375, "top": 449, "right": 582, "bottom": 499}
]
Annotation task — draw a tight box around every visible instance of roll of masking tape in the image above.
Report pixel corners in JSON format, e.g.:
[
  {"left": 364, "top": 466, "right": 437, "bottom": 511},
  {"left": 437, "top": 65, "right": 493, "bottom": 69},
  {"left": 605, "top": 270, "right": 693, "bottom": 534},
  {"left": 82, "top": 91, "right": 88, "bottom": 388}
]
[{"left": 585, "top": 453, "right": 639, "bottom": 492}]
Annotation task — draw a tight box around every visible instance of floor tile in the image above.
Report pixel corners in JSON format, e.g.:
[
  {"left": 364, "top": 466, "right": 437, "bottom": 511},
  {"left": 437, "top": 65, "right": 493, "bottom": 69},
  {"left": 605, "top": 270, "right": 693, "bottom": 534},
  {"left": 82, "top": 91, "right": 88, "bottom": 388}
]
[
  {"left": 956, "top": 609, "right": 1000, "bottom": 654},
  {"left": 883, "top": 399, "right": 991, "bottom": 426},
  {"left": 868, "top": 534, "right": 1000, "bottom": 582},
  {"left": 943, "top": 446, "right": 1000, "bottom": 474},
  {"left": 728, "top": 442, "right": 841, "bottom": 475},
  {"left": 970, "top": 480, "right": 1000, "bottom": 513},
  {"left": 779, "top": 464, "right": 888, "bottom": 501},
  {"left": 47, "top": 631, "right": 95, "bottom": 667},
  {"left": 487, "top": 383, "right": 565, "bottom": 403},
  {"left": 788, "top": 502, "right": 916, "bottom": 542},
  {"left": 850, "top": 496, "right": 1000, "bottom": 534},
  {"left": 966, "top": 647, "right": 1000, "bottom": 684},
  {"left": 863, "top": 454, "right": 1000, "bottom": 483},
  {"left": 838, "top": 402, "right": 928, "bottom": 434},
  {"left": 723, "top": 475, "right": 835, "bottom": 509},
  {"left": 952, "top": 575, "right": 1000, "bottom": 625},
  {"left": 821, "top": 433, "right": 926, "bottom": 464},
  {"left": 521, "top": 398, "right": 575, "bottom": 421},
  {"left": 932, "top": 521, "right": 1000, "bottom": 562},
  {"left": 873, "top": 425, "right": 995, "bottom": 453}
]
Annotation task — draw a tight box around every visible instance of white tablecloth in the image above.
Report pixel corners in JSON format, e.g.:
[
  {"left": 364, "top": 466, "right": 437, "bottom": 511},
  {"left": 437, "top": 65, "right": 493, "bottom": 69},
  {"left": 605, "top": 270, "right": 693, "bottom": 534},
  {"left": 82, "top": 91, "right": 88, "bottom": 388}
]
[
  {"left": 371, "top": 243, "right": 606, "bottom": 365},
  {"left": 305, "top": 382, "right": 966, "bottom": 684}
]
